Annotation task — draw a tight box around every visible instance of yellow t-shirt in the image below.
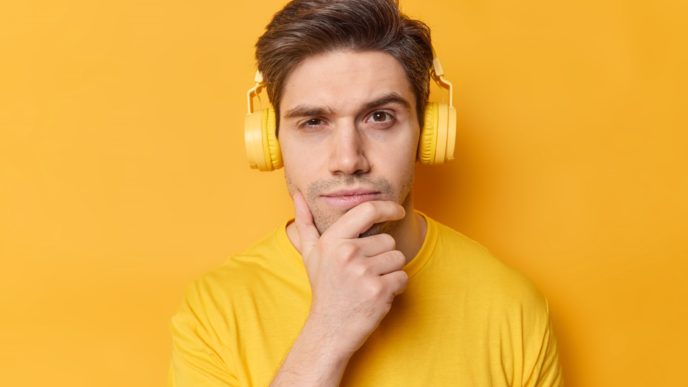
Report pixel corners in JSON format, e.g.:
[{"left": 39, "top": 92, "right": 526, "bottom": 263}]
[{"left": 169, "top": 214, "right": 563, "bottom": 386}]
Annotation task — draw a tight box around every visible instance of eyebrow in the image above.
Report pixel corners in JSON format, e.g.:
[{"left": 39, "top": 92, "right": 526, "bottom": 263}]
[
  {"left": 284, "top": 105, "right": 334, "bottom": 119},
  {"left": 283, "top": 92, "right": 412, "bottom": 119},
  {"left": 362, "top": 92, "right": 411, "bottom": 112}
]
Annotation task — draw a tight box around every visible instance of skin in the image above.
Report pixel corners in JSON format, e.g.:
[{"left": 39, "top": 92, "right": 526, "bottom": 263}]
[{"left": 271, "top": 49, "right": 427, "bottom": 386}]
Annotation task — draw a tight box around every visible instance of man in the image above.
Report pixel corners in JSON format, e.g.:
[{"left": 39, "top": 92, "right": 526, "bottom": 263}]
[{"left": 168, "top": 0, "right": 563, "bottom": 386}]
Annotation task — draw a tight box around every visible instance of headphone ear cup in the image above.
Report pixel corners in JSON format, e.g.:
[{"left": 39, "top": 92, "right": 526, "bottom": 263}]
[
  {"left": 446, "top": 105, "right": 457, "bottom": 161},
  {"left": 244, "top": 107, "right": 282, "bottom": 171},
  {"left": 419, "top": 102, "right": 439, "bottom": 164},
  {"left": 419, "top": 102, "right": 456, "bottom": 164},
  {"left": 262, "top": 107, "right": 282, "bottom": 170}
]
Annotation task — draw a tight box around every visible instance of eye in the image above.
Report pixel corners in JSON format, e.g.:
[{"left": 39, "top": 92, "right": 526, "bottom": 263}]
[
  {"left": 365, "top": 110, "right": 395, "bottom": 128},
  {"left": 372, "top": 111, "right": 391, "bottom": 122},
  {"left": 299, "top": 117, "right": 327, "bottom": 129}
]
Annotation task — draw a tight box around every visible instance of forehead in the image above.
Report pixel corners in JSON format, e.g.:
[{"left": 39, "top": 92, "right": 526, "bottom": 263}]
[{"left": 280, "top": 50, "right": 415, "bottom": 115}]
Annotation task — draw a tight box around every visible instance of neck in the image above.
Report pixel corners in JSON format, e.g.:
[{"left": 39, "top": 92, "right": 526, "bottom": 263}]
[{"left": 391, "top": 203, "right": 427, "bottom": 265}]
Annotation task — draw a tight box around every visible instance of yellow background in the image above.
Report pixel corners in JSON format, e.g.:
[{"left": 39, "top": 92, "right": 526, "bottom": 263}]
[{"left": 1, "top": 0, "right": 686, "bottom": 385}]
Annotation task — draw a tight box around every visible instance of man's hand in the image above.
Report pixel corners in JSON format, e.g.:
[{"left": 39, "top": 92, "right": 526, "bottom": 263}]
[
  {"left": 270, "top": 191, "right": 408, "bottom": 387},
  {"left": 292, "top": 190, "right": 409, "bottom": 357}
]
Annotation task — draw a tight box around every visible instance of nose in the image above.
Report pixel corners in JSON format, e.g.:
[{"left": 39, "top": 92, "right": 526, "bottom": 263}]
[{"left": 328, "top": 120, "right": 370, "bottom": 176}]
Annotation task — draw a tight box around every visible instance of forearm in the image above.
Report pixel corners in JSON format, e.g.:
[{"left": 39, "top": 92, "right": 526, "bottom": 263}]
[
  {"left": 270, "top": 317, "right": 353, "bottom": 387},
  {"left": 272, "top": 198, "right": 407, "bottom": 386}
]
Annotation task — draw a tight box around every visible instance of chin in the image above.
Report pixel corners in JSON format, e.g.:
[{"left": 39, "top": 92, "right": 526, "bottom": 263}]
[{"left": 311, "top": 194, "right": 410, "bottom": 237}]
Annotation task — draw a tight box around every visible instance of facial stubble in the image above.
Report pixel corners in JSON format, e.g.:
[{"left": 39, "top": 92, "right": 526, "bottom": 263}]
[{"left": 302, "top": 174, "right": 414, "bottom": 238}]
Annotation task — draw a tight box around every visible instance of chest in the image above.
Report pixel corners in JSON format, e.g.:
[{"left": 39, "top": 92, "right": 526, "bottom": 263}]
[{"left": 225, "top": 281, "right": 517, "bottom": 387}]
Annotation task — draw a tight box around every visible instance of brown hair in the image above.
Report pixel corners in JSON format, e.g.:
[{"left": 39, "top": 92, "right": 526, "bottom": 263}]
[{"left": 255, "top": 0, "right": 434, "bottom": 129}]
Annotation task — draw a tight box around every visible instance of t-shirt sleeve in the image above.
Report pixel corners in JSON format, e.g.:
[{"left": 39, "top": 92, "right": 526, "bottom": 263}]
[
  {"left": 524, "top": 299, "right": 564, "bottom": 387},
  {"left": 168, "top": 280, "right": 239, "bottom": 386}
]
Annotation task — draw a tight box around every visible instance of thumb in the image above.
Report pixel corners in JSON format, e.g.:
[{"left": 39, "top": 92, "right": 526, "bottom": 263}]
[{"left": 292, "top": 190, "right": 320, "bottom": 256}]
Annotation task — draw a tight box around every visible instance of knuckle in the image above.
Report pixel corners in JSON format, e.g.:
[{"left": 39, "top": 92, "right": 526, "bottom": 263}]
[
  {"left": 389, "top": 250, "right": 405, "bottom": 267},
  {"left": 379, "top": 233, "right": 395, "bottom": 249},
  {"left": 350, "top": 261, "right": 369, "bottom": 277},
  {"left": 391, "top": 271, "right": 409, "bottom": 294},
  {"left": 367, "top": 281, "right": 385, "bottom": 298},
  {"left": 398, "top": 270, "right": 409, "bottom": 284},
  {"left": 397, "top": 251, "right": 407, "bottom": 265},
  {"left": 336, "top": 243, "right": 359, "bottom": 261}
]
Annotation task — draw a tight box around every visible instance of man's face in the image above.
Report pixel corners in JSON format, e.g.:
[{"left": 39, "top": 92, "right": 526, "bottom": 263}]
[{"left": 278, "top": 49, "right": 420, "bottom": 235}]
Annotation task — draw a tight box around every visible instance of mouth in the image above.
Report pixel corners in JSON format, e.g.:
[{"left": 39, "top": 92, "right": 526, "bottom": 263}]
[{"left": 319, "top": 189, "right": 382, "bottom": 210}]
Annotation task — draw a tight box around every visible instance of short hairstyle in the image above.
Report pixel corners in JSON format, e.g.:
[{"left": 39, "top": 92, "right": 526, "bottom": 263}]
[{"left": 255, "top": 0, "right": 434, "bottom": 129}]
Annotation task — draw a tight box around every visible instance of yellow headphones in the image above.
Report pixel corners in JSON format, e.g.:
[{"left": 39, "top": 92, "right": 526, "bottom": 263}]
[{"left": 244, "top": 58, "right": 456, "bottom": 171}]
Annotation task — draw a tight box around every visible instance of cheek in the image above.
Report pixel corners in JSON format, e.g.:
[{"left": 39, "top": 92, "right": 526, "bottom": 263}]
[
  {"left": 284, "top": 171, "right": 296, "bottom": 197},
  {"left": 374, "top": 153, "right": 415, "bottom": 193},
  {"left": 283, "top": 164, "right": 303, "bottom": 194},
  {"left": 282, "top": 149, "right": 318, "bottom": 192},
  {"left": 374, "top": 135, "right": 417, "bottom": 172}
]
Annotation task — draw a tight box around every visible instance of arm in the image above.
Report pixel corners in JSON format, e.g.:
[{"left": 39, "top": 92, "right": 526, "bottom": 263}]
[
  {"left": 269, "top": 316, "right": 350, "bottom": 386},
  {"left": 526, "top": 300, "right": 564, "bottom": 387},
  {"left": 168, "top": 280, "right": 238, "bottom": 386},
  {"left": 270, "top": 192, "right": 408, "bottom": 386}
]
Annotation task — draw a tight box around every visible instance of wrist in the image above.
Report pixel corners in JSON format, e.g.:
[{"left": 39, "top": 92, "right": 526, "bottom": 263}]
[
  {"left": 270, "top": 316, "right": 353, "bottom": 387},
  {"left": 301, "top": 314, "right": 357, "bottom": 364}
]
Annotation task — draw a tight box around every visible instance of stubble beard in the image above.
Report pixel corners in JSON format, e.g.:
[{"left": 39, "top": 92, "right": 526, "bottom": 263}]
[{"left": 304, "top": 175, "right": 414, "bottom": 238}]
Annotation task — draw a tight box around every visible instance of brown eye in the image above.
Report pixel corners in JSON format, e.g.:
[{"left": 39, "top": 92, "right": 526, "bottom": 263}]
[
  {"left": 372, "top": 111, "right": 390, "bottom": 122},
  {"left": 299, "top": 117, "right": 326, "bottom": 129},
  {"left": 365, "top": 110, "right": 395, "bottom": 129}
]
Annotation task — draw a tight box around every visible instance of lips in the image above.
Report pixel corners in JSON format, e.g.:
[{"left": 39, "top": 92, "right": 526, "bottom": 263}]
[{"left": 319, "top": 189, "right": 382, "bottom": 210}]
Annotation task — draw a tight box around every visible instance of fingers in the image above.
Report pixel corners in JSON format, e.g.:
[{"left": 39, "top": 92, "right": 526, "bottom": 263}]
[
  {"left": 367, "top": 249, "right": 406, "bottom": 275},
  {"left": 292, "top": 190, "right": 320, "bottom": 255},
  {"left": 325, "top": 201, "right": 406, "bottom": 240},
  {"left": 356, "top": 233, "right": 396, "bottom": 257},
  {"left": 382, "top": 270, "right": 409, "bottom": 296}
]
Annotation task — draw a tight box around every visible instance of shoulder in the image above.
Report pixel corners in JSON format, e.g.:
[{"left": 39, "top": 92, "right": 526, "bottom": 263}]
[
  {"left": 185, "top": 227, "right": 302, "bottom": 307},
  {"left": 168, "top": 231, "right": 291, "bottom": 385},
  {"left": 171, "top": 226, "right": 304, "bottom": 341},
  {"left": 428, "top": 217, "right": 549, "bottom": 316},
  {"left": 428, "top": 218, "right": 562, "bottom": 383}
]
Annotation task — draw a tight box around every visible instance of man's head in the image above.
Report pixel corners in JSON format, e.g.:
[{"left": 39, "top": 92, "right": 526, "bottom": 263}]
[
  {"left": 255, "top": 0, "right": 435, "bottom": 235},
  {"left": 255, "top": 0, "right": 434, "bottom": 129}
]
